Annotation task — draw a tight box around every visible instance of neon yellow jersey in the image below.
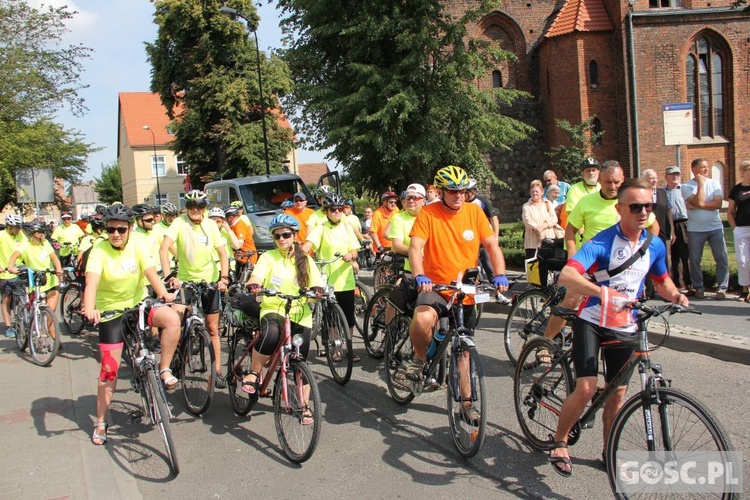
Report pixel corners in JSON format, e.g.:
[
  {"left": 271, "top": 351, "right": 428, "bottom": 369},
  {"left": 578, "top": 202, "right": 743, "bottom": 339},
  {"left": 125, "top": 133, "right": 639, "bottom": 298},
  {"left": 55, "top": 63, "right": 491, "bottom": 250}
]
[
  {"left": 251, "top": 249, "right": 323, "bottom": 327},
  {"left": 0, "top": 229, "right": 27, "bottom": 280},
  {"left": 306, "top": 220, "right": 359, "bottom": 291},
  {"left": 564, "top": 181, "right": 601, "bottom": 214},
  {"left": 132, "top": 226, "right": 161, "bottom": 271},
  {"left": 165, "top": 215, "right": 226, "bottom": 283},
  {"left": 18, "top": 240, "right": 58, "bottom": 292},
  {"left": 86, "top": 239, "right": 151, "bottom": 314},
  {"left": 386, "top": 210, "right": 417, "bottom": 272},
  {"left": 306, "top": 209, "right": 327, "bottom": 233},
  {"left": 50, "top": 224, "right": 84, "bottom": 256},
  {"left": 78, "top": 234, "right": 106, "bottom": 254}
]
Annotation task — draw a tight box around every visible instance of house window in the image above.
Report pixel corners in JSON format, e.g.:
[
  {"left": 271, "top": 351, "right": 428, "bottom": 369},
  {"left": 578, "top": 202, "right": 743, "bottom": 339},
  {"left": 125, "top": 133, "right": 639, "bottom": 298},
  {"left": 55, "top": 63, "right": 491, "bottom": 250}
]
[
  {"left": 492, "top": 70, "right": 502, "bottom": 88},
  {"left": 151, "top": 155, "right": 166, "bottom": 177},
  {"left": 686, "top": 35, "right": 725, "bottom": 138},
  {"left": 589, "top": 60, "right": 599, "bottom": 87},
  {"left": 176, "top": 155, "right": 188, "bottom": 176},
  {"left": 155, "top": 193, "right": 168, "bottom": 206},
  {"left": 178, "top": 193, "right": 186, "bottom": 209},
  {"left": 649, "top": 0, "right": 681, "bottom": 7},
  {"left": 592, "top": 117, "right": 603, "bottom": 146}
]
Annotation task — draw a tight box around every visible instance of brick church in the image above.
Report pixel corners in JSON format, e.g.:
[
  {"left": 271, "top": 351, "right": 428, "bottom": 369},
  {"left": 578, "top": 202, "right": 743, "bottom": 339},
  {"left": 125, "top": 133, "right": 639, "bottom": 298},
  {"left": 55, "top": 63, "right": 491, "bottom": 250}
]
[{"left": 452, "top": 0, "right": 750, "bottom": 217}]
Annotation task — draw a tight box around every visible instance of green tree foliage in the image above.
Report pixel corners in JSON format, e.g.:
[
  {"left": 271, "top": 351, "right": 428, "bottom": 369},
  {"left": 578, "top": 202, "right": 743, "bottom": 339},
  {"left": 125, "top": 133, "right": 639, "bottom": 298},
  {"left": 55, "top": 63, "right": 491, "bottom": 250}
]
[
  {"left": 545, "top": 117, "right": 603, "bottom": 183},
  {"left": 277, "top": 0, "right": 534, "bottom": 192},
  {"left": 94, "top": 161, "right": 123, "bottom": 205},
  {"left": 146, "top": 0, "right": 294, "bottom": 187}
]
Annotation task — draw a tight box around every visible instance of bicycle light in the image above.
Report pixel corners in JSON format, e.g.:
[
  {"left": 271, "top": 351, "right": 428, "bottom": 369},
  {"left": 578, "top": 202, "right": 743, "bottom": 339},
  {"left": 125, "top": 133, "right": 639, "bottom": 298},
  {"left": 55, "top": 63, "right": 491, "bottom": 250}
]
[{"left": 292, "top": 334, "right": 304, "bottom": 347}]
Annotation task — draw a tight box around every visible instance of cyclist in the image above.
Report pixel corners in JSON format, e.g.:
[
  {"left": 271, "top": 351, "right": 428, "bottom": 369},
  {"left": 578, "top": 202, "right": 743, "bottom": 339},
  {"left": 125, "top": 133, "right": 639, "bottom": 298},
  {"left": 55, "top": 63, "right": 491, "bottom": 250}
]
[
  {"left": 241, "top": 214, "right": 324, "bottom": 424},
  {"left": 400, "top": 166, "right": 509, "bottom": 422},
  {"left": 82, "top": 204, "right": 181, "bottom": 446},
  {"left": 7, "top": 221, "right": 64, "bottom": 345},
  {"left": 306, "top": 185, "right": 335, "bottom": 233},
  {"left": 562, "top": 158, "right": 602, "bottom": 230},
  {"left": 284, "top": 191, "right": 315, "bottom": 243},
  {"left": 369, "top": 191, "right": 400, "bottom": 257},
  {"left": 230, "top": 200, "right": 252, "bottom": 228},
  {"left": 547, "top": 177, "right": 688, "bottom": 477},
  {"left": 1, "top": 214, "right": 27, "bottom": 338},
  {"left": 224, "top": 205, "right": 258, "bottom": 276},
  {"left": 51, "top": 212, "right": 84, "bottom": 267},
  {"left": 303, "top": 193, "right": 361, "bottom": 360},
  {"left": 78, "top": 215, "right": 106, "bottom": 255},
  {"left": 159, "top": 190, "right": 230, "bottom": 388},
  {"left": 159, "top": 203, "right": 179, "bottom": 229},
  {"left": 131, "top": 204, "right": 161, "bottom": 266}
]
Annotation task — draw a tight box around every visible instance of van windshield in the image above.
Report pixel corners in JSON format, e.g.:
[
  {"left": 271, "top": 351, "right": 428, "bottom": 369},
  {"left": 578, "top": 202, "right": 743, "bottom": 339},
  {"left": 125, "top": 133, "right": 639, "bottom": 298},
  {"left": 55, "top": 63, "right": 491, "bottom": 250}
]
[{"left": 237, "top": 179, "right": 311, "bottom": 212}]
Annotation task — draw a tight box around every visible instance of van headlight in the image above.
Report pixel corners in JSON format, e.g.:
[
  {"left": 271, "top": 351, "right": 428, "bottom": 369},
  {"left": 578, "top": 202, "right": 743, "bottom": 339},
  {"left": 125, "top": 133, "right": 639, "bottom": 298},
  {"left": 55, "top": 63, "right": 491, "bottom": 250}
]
[{"left": 256, "top": 225, "right": 271, "bottom": 239}]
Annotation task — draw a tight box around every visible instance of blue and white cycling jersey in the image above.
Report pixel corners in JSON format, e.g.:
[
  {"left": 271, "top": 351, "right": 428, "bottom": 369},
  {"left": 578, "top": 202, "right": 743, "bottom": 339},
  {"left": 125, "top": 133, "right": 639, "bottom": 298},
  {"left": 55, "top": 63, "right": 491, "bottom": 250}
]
[{"left": 568, "top": 224, "right": 668, "bottom": 333}]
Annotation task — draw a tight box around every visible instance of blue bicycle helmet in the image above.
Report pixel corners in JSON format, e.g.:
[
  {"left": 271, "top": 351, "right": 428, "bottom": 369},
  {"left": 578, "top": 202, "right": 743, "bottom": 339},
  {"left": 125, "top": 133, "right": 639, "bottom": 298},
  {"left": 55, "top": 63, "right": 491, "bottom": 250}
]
[{"left": 268, "top": 213, "right": 300, "bottom": 232}]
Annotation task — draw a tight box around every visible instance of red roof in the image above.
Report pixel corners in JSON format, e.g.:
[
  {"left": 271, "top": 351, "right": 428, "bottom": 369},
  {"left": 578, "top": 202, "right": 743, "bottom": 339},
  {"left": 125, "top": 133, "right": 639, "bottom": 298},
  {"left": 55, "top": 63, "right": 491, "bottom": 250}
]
[
  {"left": 298, "top": 163, "right": 329, "bottom": 185},
  {"left": 545, "top": 0, "right": 613, "bottom": 38}
]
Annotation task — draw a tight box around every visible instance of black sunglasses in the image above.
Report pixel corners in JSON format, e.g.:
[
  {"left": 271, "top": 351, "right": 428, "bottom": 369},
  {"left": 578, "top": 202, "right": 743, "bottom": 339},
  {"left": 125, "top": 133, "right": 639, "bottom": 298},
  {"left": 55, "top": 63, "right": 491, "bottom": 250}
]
[
  {"left": 186, "top": 202, "right": 207, "bottom": 209},
  {"left": 106, "top": 227, "right": 128, "bottom": 234},
  {"left": 141, "top": 217, "right": 154, "bottom": 223},
  {"left": 627, "top": 203, "right": 654, "bottom": 214},
  {"left": 328, "top": 207, "right": 344, "bottom": 213},
  {"left": 273, "top": 231, "right": 294, "bottom": 240}
]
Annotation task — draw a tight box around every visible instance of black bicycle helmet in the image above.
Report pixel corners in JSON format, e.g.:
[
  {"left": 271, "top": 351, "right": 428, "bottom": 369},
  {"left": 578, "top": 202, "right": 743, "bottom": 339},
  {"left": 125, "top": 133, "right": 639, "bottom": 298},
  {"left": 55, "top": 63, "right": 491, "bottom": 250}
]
[
  {"left": 224, "top": 205, "right": 240, "bottom": 217},
  {"left": 22, "top": 221, "right": 47, "bottom": 236},
  {"left": 94, "top": 204, "right": 107, "bottom": 215},
  {"left": 580, "top": 157, "right": 600, "bottom": 170},
  {"left": 131, "top": 204, "right": 152, "bottom": 218},
  {"left": 89, "top": 214, "right": 105, "bottom": 231},
  {"left": 103, "top": 204, "right": 134, "bottom": 222},
  {"left": 322, "top": 193, "right": 346, "bottom": 209}
]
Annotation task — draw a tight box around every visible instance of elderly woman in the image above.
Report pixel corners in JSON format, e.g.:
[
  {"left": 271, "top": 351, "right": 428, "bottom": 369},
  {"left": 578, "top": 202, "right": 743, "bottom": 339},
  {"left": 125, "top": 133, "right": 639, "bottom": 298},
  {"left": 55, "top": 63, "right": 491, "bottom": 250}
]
[{"left": 522, "top": 179, "right": 558, "bottom": 258}]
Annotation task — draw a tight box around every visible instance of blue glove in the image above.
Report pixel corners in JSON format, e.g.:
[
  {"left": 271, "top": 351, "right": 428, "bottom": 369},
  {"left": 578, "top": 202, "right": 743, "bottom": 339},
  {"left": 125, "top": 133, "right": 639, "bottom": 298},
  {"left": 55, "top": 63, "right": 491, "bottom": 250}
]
[
  {"left": 492, "top": 274, "right": 509, "bottom": 288},
  {"left": 415, "top": 274, "right": 432, "bottom": 287}
]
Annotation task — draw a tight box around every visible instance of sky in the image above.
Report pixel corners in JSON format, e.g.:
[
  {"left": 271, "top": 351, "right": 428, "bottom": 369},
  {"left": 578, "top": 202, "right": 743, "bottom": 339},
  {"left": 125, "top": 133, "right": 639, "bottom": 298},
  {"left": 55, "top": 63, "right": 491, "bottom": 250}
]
[{"left": 30, "top": 0, "right": 327, "bottom": 182}]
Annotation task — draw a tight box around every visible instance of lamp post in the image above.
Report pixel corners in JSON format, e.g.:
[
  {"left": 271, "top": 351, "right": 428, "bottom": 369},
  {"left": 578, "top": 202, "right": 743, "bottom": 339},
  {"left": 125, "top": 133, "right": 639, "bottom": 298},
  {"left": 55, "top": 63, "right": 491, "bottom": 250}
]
[
  {"left": 143, "top": 125, "right": 162, "bottom": 207},
  {"left": 219, "top": 5, "right": 271, "bottom": 176}
]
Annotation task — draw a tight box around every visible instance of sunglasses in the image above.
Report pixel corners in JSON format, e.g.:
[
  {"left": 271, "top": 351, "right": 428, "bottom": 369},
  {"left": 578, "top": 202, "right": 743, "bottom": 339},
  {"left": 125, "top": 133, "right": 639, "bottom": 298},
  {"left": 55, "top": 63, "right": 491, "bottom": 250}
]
[
  {"left": 386, "top": 200, "right": 397, "bottom": 204},
  {"left": 273, "top": 231, "right": 294, "bottom": 240},
  {"left": 446, "top": 189, "right": 466, "bottom": 195},
  {"left": 141, "top": 217, "right": 154, "bottom": 223},
  {"left": 328, "top": 207, "right": 344, "bottom": 213},
  {"left": 186, "top": 203, "right": 207, "bottom": 210},
  {"left": 294, "top": 198, "right": 306, "bottom": 202},
  {"left": 404, "top": 195, "right": 424, "bottom": 201},
  {"left": 106, "top": 227, "right": 128, "bottom": 234},
  {"left": 627, "top": 203, "right": 654, "bottom": 214}
]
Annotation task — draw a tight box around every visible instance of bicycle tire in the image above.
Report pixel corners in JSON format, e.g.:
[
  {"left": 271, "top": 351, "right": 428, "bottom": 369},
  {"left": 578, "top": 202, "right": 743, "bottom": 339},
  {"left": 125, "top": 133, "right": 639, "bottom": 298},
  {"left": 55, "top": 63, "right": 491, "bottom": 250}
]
[
  {"left": 311, "top": 301, "right": 322, "bottom": 344},
  {"left": 353, "top": 280, "right": 370, "bottom": 337},
  {"left": 180, "top": 324, "right": 215, "bottom": 415},
  {"left": 13, "top": 295, "right": 29, "bottom": 351},
  {"left": 447, "top": 343, "right": 487, "bottom": 457},
  {"left": 373, "top": 262, "right": 392, "bottom": 289},
  {"left": 384, "top": 314, "right": 415, "bottom": 405},
  {"left": 61, "top": 284, "right": 85, "bottom": 335},
  {"left": 29, "top": 307, "right": 60, "bottom": 367},
  {"left": 362, "top": 289, "right": 389, "bottom": 358},
  {"left": 504, "top": 288, "right": 551, "bottom": 366},
  {"left": 323, "top": 303, "right": 353, "bottom": 385},
  {"left": 146, "top": 367, "right": 180, "bottom": 475},
  {"left": 513, "top": 337, "right": 573, "bottom": 450},
  {"left": 227, "top": 330, "right": 256, "bottom": 416},
  {"left": 274, "top": 359, "right": 321, "bottom": 463},
  {"left": 607, "top": 387, "right": 736, "bottom": 499}
]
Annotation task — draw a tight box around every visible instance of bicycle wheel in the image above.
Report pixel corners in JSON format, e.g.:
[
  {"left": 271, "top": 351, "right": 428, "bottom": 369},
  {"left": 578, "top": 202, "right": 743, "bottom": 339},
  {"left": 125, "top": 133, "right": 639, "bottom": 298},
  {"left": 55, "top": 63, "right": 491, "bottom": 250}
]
[
  {"left": 61, "top": 284, "right": 85, "bottom": 335},
  {"left": 373, "top": 262, "right": 392, "bottom": 289},
  {"left": 384, "top": 314, "right": 415, "bottom": 405},
  {"left": 146, "top": 367, "right": 180, "bottom": 475},
  {"left": 514, "top": 337, "right": 573, "bottom": 450},
  {"left": 13, "top": 297, "right": 29, "bottom": 351},
  {"left": 227, "top": 330, "right": 256, "bottom": 416},
  {"left": 311, "top": 301, "right": 322, "bottom": 344},
  {"left": 28, "top": 307, "right": 60, "bottom": 367},
  {"left": 353, "top": 281, "right": 370, "bottom": 337},
  {"left": 447, "top": 342, "right": 487, "bottom": 457},
  {"left": 323, "top": 303, "right": 353, "bottom": 385},
  {"left": 607, "top": 387, "right": 736, "bottom": 499},
  {"left": 362, "top": 289, "right": 389, "bottom": 358},
  {"left": 504, "top": 288, "right": 550, "bottom": 366},
  {"left": 274, "top": 359, "right": 321, "bottom": 463},
  {"left": 180, "top": 324, "right": 215, "bottom": 415}
]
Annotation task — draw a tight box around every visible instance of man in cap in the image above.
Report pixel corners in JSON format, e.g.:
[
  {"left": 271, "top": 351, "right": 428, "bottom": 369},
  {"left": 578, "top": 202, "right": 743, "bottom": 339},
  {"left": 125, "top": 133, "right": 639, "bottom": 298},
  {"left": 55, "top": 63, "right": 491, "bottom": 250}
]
[
  {"left": 284, "top": 191, "right": 315, "bottom": 243},
  {"left": 370, "top": 191, "right": 400, "bottom": 256}
]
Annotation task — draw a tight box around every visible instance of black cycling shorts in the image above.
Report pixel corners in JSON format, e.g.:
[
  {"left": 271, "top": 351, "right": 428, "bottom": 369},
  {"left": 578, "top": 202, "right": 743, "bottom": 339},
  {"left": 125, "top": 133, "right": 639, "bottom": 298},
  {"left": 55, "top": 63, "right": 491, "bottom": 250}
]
[
  {"left": 415, "top": 291, "right": 477, "bottom": 331},
  {"left": 99, "top": 315, "right": 126, "bottom": 345},
  {"left": 571, "top": 318, "right": 635, "bottom": 386},
  {"left": 181, "top": 285, "right": 222, "bottom": 315},
  {"left": 255, "top": 312, "right": 311, "bottom": 358},
  {"left": 388, "top": 276, "right": 417, "bottom": 315}
]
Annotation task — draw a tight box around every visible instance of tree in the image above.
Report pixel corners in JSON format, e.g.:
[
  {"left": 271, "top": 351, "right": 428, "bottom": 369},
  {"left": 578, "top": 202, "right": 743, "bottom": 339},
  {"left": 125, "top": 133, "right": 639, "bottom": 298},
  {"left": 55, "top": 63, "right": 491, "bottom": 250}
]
[
  {"left": 545, "top": 117, "right": 604, "bottom": 183},
  {"left": 277, "top": 0, "right": 534, "bottom": 192},
  {"left": 146, "top": 0, "right": 294, "bottom": 187},
  {"left": 94, "top": 161, "right": 123, "bottom": 205}
]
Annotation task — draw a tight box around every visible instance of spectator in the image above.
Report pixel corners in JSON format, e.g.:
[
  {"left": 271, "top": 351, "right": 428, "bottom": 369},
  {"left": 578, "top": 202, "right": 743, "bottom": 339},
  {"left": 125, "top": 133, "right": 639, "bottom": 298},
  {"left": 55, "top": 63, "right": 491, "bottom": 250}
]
[
  {"left": 561, "top": 158, "right": 602, "bottom": 232},
  {"left": 522, "top": 180, "right": 558, "bottom": 258},
  {"left": 641, "top": 168, "right": 673, "bottom": 299},
  {"left": 664, "top": 166, "right": 692, "bottom": 294},
  {"left": 542, "top": 170, "right": 570, "bottom": 205},
  {"left": 425, "top": 184, "right": 441, "bottom": 204},
  {"left": 362, "top": 207, "right": 373, "bottom": 234},
  {"left": 682, "top": 158, "right": 729, "bottom": 300},
  {"left": 546, "top": 185, "right": 563, "bottom": 219},
  {"left": 728, "top": 160, "right": 750, "bottom": 302}
]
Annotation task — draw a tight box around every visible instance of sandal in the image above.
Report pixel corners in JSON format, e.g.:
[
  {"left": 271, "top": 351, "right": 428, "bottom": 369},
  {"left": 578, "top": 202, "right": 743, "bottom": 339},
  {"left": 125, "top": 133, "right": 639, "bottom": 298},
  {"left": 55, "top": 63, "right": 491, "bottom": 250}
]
[
  {"left": 536, "top": 349, "right": 552, "bottom": 364},
  {"left": 548, "top": 440, "right": 572, "bottom": 477},
  {"left": 214, "top": 371, "right": 227, "bottom": 389},
  {"left": 300, "top": 406, "right": 314, "bottom": 426},
  {"left": 241, "top": 370, "right": 260, "bottom": 395},
  {"left": 91, "top": 421, "right": 108, "bottom": 446},
  {"left": 160, "top": 368, "right": 179, "bottom": 390}
]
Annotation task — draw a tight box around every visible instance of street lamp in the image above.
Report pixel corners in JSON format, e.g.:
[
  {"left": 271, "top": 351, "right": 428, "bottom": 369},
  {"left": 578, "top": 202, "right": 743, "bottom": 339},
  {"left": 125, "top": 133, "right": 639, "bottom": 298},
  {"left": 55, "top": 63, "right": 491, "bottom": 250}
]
[
  {"left": 219, "top": 5, "right": 271, "bottom": 176},
  {"left": 143, "top": 125, "right": 162, "bottom": 207}
]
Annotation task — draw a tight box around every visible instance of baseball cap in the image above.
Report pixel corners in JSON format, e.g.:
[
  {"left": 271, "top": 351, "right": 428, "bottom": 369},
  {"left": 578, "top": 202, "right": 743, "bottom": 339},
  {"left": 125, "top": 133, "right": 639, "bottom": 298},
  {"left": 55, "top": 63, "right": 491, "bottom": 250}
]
[
  {"left": 61, "top": 212, "right": 72, "bottom": 218},
  {"left": 405, "top": 183, "right": 426, "bottom": 197},
  {"left": 293, "top": 191, "right": 306, "bottom": 200},
  {"left": 665, "top": 166, "right": 681, "bottom": 175},
  {"left": 381, "top": 191, "right": 398, "bottom": 202}
]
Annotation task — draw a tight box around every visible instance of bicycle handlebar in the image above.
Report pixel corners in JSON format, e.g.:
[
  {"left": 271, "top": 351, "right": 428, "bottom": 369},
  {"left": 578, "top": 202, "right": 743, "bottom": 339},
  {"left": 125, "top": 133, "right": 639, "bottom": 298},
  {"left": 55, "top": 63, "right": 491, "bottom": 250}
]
[
  {"left": 627, "top": 301, "right": 701, "bottom": 319},
  {"left": 315, "top": 252, "right": 343, "bottom": 267},
  {"left": 257, "top": 288, "right": 320, "bottom": 302}
]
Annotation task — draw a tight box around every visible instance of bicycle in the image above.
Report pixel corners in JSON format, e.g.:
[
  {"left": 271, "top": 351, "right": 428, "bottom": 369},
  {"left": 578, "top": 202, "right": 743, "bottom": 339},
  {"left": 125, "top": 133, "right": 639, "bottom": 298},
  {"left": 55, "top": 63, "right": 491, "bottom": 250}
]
[
  {"left": 60, "top": 271, "right": 91, "bottom": 335},
  {"left": 513, "top": 301, "right": 736, "bottom": 498},
  {"left": 372, "top": 250, "right": 402, "bottom": 290},
  {"left": 108, "top": 299, "right": 179, "bottom": 475},
  {"left": 311, "top": 254, "right": 353, "bottom": 385},
  {"left": 356, "top": 239, "right": 374, "bottom": 270},
  {"left": 10, "top": 268, "right": 61, "bottom": 366},
  {"left": 225, "top": 288, "right": 322, "bottom": 463},
  {"left": 352, "top": 278, "right": 370, "bottom": 341},
  {"left": 361, "top": 256, "right": 408, "bottom": 358},
  {"left": 384, "top": 268, "right": 493, "bottom": 457}
]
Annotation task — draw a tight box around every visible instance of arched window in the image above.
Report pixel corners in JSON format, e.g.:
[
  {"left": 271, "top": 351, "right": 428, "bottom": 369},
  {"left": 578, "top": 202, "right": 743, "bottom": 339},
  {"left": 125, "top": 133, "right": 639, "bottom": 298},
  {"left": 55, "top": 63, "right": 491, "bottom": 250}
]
[
  {"left": 589, "top": 60, "right": 599, "bottom": 87},
  {"left": 592, "top": 117, "right": 603, "bottom": 146},
  {"left": 492, "top": 70, "right": 502, "bottom": 88},
  {"left": 686, "top": 36, "right": 725, "bottom": 138}
]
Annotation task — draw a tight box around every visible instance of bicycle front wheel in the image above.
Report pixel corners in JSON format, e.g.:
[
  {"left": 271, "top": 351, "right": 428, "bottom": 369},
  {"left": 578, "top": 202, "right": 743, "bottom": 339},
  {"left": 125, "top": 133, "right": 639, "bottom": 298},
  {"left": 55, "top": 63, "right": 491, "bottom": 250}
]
[
  {"left": 180, "top": 325, "right": 215, "bottom": 415},
  {"left": 514, "top": 337, "right": 573, "bottom": 450},
  {"left": 227, "top": 330, "right": 256, "bottom": 416},
  {"left": 353, "top": 281, "right": 370, "bottom": 337},
  {"left": 504, "top": 288, "right": 550, "bottom": 366},
  {"left": 61, "top": 284, "right": 85, "bottom": 335},
  {"left": 146, "top": 367, "right": 179, "bottom": 475},
  {"left": 607, "top": 387, "right": 736, "bottom": 499},
  {"left": 447, "top": 343, "right": 487, "bottom": 457},
  {"left": 384, "top": 314, "right": 415, "bottom": 405},
  {"left": 274, "top": 360, "right": 321, "bottom": 463},
  {"left": 323, "top": 303, "right": 353, "bottom": 385},
  {"left": 13, "top": 298, "right": 29, "bottom": 351},
  {"left": 373, "top": 262, "right": 392, "bottom": 289},
  {"left": 29, "top": 307, "right": 60, "bottom": 367},
  {"left": 362, "top": 289, "right": 389, "bottom": 358}
]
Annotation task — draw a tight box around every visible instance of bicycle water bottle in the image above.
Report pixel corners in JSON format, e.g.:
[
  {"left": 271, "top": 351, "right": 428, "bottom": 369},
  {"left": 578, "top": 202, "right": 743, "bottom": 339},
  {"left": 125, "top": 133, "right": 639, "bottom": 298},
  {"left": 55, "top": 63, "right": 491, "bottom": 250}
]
[{"left": 426, "top": 328, "right": 447, "bottom": 359}]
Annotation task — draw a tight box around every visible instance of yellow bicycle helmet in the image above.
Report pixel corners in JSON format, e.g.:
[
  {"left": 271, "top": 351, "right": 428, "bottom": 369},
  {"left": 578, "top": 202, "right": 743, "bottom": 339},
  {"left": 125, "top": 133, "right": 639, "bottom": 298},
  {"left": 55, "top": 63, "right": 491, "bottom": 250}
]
[{"left": 434, "top": 165, "right": 469, "bottom": 191}]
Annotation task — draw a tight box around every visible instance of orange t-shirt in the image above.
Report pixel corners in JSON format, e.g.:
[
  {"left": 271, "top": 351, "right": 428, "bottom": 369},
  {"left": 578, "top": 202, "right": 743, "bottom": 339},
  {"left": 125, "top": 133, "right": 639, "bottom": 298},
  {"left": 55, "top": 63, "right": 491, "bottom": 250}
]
[
  {"left": 230, "top": 219, "right": 258, "bottom": 265},
  {"left": 285, "top": 206, "right": 314, "bottom": 243},
  {"left": 370, "top": 205, "right": 399, "bottom": 249},
  {"left": 410, "top": 201, "right": 493, "bottom": 287}
]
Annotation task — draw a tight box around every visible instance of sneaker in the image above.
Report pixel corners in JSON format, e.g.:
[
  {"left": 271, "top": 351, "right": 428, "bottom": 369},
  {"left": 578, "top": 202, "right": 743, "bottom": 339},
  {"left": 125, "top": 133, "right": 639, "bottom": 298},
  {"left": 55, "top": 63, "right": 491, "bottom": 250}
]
[
  {"left": 404, "top": 357, "right": 426, "bottom": 381},
  {"left": 459, "top": 404, "right": 481, "bottom": 426},
  {"left": 214, "top": 372, "right": 227, "bottom": 389},
  {"left": 496, "top": 293, "right": 512, "bottom": 305},
  {"left": 5, "top": 327, "right": 16, "bottom": 338},
  {"left": 694, "top": 290, "right": 705, "bottom": 299},
  {"left": 715, "top": 290, "right": 726, "bottom": 300}
]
